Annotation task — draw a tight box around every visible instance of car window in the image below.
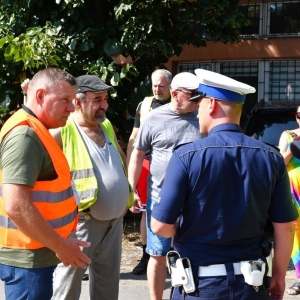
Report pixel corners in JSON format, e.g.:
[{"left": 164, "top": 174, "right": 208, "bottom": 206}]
[{"left": 244, "top": 110, "right": 297, "bottom": 147}]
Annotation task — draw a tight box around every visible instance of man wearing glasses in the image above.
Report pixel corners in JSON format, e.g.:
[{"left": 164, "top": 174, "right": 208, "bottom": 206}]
[{"left": 128, "top": 71, "right": 203, "bottom": 300}]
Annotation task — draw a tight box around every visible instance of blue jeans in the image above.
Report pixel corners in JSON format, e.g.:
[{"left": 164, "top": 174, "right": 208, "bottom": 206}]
[
  {"left": 0, "top": 263, "right": 56, "bottom": 300},
  {"left": 146, "top": 198, "right": 172, "bottom": 256}
]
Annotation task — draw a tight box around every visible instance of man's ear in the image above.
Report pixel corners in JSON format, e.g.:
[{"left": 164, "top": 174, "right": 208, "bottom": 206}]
[
  {"left": 36, "top": 89, "right": 45, "bottom": 104},
  {"left": 208, "top": 97, "right": 216, "bottom": 115},
  {"left": 74, "top": 97, "right": 82, "bottom": 109},
  {"left": 170, "top": 89, "right": 178, "bottom": 99}
]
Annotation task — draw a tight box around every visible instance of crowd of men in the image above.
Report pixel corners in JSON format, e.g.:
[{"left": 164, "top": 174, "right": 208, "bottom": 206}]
[{"left": 0, "top": 67, "right": 297, "bottom": 300}]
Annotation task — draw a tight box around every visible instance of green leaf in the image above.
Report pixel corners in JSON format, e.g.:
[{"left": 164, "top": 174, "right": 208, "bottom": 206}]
[
  {"left": 70, "top": 39, "right": 77, "bottom": 50},
  {"left": 4, "top": 45, "right": 12, "bottom": 60},
  {"left": 103, "top": 39, "right": 124, "bottom": 57},
  {"left": 48, "top": 57, "right": 58, "bottom": 65},
  {"left": 120, "top": 68, "right": 127, "bottom": 79},
  {"left": 90, "top": 65, "right": 98, "bottom": 72},
  {"left": 79, "top": 42, "right": 89, "bottom": 51},
  {"left": 107, "top": 64, "right": 114, "bottom": 72},
  {"left": 110, "top": 72, "right": 119, "bottom": 86},
  {"left": 0, "top": 36, "right": 12, "bottom": 48},
  {"left": 13, "top": 49, "right": 22, "bottom": 62}
]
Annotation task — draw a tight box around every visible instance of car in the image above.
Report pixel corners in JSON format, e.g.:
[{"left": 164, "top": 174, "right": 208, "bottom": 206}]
[
  {"left": 241, "top": 99, "right": 300, "bottom": 237},
  {"left": 242, "top": 99, "right": 300, "bottom": 150}
]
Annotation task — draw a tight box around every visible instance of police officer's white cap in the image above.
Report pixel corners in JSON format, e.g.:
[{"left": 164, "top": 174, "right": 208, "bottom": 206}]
[
  {"left": 194, "top": 69, "right": 256, "bottom": 103},
  {"left": 170, "top": 72, "right": 199, "bottom": 90}
]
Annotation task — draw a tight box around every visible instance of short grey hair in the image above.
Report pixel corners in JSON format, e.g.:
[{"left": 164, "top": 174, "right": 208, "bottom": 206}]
[
  {"left": 76, "top": 92, "right": 86, "bottom": 102},
  {"left": 151, "top": 69, "right": 172, "bottom": 83}
]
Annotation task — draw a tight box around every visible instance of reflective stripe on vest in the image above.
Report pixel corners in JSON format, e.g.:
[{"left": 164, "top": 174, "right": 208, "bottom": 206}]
[
  {"left": 0, "top": 109, "right": 77, "bottom": 249},
  {"left": 71, "top": 168, "right": 94, "bottom": 180},
  {"left": 0, "top": 185, "right": 73, "bottom": 203},
  {"left": 0, "top": 208, "right": 77, "bottom": 230}
]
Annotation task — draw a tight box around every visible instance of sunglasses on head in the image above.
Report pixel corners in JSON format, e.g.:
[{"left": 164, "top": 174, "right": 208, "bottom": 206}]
[
  {"left": 176, "top": 89, "right": 206, "bottom": 102},
  {"left": 296, "top": 112, "right": 300, "bottom": 119}
]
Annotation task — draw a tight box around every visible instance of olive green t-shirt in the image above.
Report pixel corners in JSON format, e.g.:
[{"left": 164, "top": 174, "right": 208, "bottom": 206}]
[{"left": 0, "top": 124, "right": 60, "bottom": 268}]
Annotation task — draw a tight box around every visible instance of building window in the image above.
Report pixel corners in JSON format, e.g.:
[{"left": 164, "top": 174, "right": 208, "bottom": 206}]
[
  {"left": 266, "top": 60, "right": 300, "bottom": 101},
  {"left": 177, "top": 62, "right": 212, "bottom": 73},
  {"left": 238, "top": 1, "right": 300, "bottom": 37},
  {"left": 177, "top": 60, "right": 300, "bottom": 103},
  {"left": 220, "top": 61, "right": 258, "bottom": 78},
  {"left": 268, "top": 2, "right": 300, "bottom": 35},
  {"left": 239, "top": 4, "right": 261, "bottom": 35}
]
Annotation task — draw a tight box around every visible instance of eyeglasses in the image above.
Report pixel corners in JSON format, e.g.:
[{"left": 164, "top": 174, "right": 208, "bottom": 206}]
[
  {"left": 296, "top": 112, "right": 300, "bottom": 119},
  {"left": 176, "top": 89, "right": 206, "bottom": 102}
]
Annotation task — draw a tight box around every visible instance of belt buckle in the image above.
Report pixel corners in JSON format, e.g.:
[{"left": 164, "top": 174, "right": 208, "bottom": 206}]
[{"left": 84, "top": 212, "right": 91, "bottom": 221}]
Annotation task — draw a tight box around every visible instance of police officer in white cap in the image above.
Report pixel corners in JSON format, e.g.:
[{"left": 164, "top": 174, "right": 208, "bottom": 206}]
[
  {"left": 128, "top": 72, "right": 203, "bottom": 300},
  {"left": 151, "top": 69, "right": 298, "bottom": 300}
]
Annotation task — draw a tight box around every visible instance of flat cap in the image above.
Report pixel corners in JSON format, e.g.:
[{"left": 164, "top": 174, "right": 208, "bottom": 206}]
[
  {"left": 76, "top": 75, "right": 113, "bottom": 93},
  {"left": 195, "top": 69, "right": 256, "bottom": 103}
]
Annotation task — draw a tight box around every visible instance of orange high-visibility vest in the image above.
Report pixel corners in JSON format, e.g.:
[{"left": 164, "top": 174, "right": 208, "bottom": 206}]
[{"left": 0, "top": 109, "right": 77, "bottom": 249}]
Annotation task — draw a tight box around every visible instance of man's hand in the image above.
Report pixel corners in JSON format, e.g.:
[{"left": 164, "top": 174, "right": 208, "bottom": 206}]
[
  {"left": 55, "top": 238, "right": 91, "bottom": 269},
  {"left": 288, "top": 130, "right": 300, "bottom": 141},
  {"left": 129, "top": 191, "right": 142, "bottom": 214}
]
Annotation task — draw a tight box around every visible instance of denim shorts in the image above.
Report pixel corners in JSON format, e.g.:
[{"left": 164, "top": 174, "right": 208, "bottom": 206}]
[{"left": 146, "top": 198, "right": 172, "bottom": 256}]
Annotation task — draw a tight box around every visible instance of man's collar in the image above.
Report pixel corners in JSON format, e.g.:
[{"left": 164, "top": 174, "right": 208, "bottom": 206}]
[
  {"left": 153, "top": 97, "right": 171, "bottom": 104},
  {"left": 208, "top": 123, "right": 242, "bottom": 136},
  {"left": 22, "top": 104, "right": 38, "bottom": 119}
]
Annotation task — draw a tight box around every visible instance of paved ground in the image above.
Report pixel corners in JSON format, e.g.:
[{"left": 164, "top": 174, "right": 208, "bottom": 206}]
[
  {"left": 285, "top": 269, "right": 300, "bottom": 299},
  {"left": 0, "top": 265, "right": 299, "bottom": 299}
]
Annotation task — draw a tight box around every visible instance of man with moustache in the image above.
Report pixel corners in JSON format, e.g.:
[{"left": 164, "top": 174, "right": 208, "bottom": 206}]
[{"left": 50, "top": 75, "right": 131, "bottom": 300}]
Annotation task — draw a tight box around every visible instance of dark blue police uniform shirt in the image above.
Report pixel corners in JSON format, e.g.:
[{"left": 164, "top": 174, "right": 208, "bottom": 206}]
[{"left": 152, "top": 123, "right": 298, "bottom": 266}]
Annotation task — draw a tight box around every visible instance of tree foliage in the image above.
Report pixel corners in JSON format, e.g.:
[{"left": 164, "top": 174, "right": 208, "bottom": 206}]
[{"left": 0, "top": 0, "right": 248, "bottom": 140}]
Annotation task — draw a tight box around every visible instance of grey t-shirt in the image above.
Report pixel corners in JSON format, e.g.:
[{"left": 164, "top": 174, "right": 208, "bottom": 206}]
[
  {"left": 77, "top": 124, "right": 129, "bottom": 220},
  {"left": 134, "top": 104, "right": 201, "bottom": 202}
]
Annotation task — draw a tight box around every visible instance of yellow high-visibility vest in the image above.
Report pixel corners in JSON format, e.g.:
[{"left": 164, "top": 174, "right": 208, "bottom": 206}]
[
  {"left": 140, "top": 96, "right": 154, "bottom": 124},
  {"left": 61, "top": 117, "right": 133, "bottom": 211}
]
